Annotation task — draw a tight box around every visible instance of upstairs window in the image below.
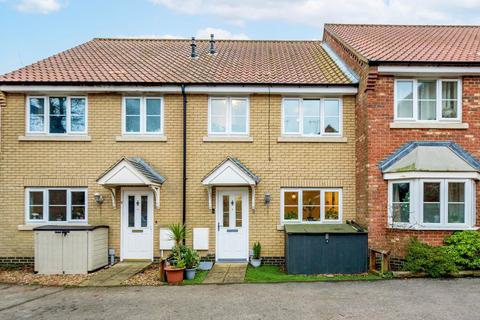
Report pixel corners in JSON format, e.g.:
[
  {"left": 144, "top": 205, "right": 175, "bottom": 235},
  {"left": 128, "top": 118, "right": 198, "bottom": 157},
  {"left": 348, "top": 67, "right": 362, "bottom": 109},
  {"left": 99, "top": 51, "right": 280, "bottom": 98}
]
[
  {"left": 25, "top": 188, "right": 88, "bottom": 224},
  {"left": 27, "top": 97, "right": 87, "bottom": 134},
  {"left": 208, "top": 97, "right": 249, "bottom": 135},
  {"left": 282, "top": 98, "right": 342, "bottom": 136},
  {"left": 394, "top": 79, "right": 461, "bottom": 122},
  {"left": 123, "top": 97, "right": 163, "bottom": 134}
]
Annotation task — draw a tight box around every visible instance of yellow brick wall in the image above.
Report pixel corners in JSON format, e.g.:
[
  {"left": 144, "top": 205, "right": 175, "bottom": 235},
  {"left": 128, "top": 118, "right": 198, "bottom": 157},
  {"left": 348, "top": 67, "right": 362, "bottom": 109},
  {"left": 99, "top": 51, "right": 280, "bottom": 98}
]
[{"left": 0, "top": 93, "right": 356, "bottom": 258}]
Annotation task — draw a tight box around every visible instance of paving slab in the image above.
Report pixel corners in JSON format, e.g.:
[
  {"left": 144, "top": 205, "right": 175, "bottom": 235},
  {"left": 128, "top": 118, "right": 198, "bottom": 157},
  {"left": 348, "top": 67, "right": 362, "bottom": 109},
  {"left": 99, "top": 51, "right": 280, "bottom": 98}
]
[
  {"left": 80, "top": 262, "right": 151, "bottom": 287},
  {"left": 203, "top": 263, "right": 247, "bottom": 284}
]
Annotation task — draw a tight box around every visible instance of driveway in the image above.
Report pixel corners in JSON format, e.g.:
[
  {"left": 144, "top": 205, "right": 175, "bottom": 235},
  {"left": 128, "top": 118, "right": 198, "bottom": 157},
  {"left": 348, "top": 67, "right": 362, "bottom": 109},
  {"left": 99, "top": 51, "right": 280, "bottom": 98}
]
[{"left": 0, "top": 279, "right": 479, "bottom": 320}]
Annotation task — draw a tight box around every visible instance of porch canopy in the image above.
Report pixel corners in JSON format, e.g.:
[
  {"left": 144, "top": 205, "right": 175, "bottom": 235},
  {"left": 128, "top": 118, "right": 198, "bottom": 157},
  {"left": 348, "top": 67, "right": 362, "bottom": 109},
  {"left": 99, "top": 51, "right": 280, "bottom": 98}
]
[
  {"left": 202, "top": 157, "right": 260, "bottom": 210},
  {"left": 97, "top": 157, "right": 166, "bottom": 208},
  {"left": 379, "top": 141, "right": 480, "bottom": 180}
]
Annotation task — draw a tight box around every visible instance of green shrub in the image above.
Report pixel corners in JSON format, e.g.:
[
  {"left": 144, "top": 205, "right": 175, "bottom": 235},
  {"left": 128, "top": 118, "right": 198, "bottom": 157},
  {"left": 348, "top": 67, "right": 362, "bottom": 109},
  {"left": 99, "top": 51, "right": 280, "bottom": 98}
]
[
  {"left": 253, "top": 242, "right": 261, "bottom": 259},
  {"left": 183, "top": 247, "right": 200, "bottom": 269},
  {"left": 444, "top": 231, "right": 480, "bottom": 270},
  {"left": 403, "top": 238, "right": 457, "bottom": 278}
]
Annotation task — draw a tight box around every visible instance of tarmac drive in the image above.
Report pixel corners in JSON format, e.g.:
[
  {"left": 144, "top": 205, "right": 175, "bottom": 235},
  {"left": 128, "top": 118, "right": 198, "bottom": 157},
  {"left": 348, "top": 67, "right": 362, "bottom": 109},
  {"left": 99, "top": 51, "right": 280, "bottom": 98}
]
[{"left": 1, "top": 278, "right": 479, "bottom": 320}]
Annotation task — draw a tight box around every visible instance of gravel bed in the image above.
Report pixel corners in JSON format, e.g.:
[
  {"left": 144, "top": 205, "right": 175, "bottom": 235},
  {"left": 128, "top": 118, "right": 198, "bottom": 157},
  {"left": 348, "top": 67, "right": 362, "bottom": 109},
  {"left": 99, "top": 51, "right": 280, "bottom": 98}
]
[
  {"left": 122, "top": 264, "right": 164, "bottom": 286},
  {"left": 0, "top": 266, "right": 94, "bottom": 286}
]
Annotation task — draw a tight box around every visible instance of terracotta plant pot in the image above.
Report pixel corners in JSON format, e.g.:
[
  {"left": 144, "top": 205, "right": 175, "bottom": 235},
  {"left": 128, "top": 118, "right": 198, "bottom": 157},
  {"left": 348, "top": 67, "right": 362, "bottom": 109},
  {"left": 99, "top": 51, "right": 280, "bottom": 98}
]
[{"left": 165, "top": 266, "right": 185, "bottom": 285}]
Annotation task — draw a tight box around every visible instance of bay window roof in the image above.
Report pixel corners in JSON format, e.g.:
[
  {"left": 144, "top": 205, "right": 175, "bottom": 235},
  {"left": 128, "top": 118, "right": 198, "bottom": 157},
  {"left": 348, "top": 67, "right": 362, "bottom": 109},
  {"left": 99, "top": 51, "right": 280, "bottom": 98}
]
[{"left": 380, "top": 141, "right": 480, "bottom": 177}]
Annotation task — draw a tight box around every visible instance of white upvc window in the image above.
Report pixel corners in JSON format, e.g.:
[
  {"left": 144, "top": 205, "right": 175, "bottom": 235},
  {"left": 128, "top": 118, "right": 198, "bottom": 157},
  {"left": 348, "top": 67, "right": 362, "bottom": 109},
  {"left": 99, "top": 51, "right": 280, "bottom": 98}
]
[
  {"left": 394, "top": 79, "right": 461, "bottom": 122},
  {"left": 208, "top": 97, "right": 249, "bottom": 135},
  {"left": 122, "top": 97, "right": 164, "bottom": 135},
  {"left": 281, "top": 188, "right": 342, "bottom": 224},
  {"left": 25, "top": 188, "right": 88, "bottom": 224},
  {"left": 27, "top": 96, "right": 88, "bottom": 134},
  {"left": 388, "top": 179, "right": 474, "bottom": 229},
  {"left": 282, "top": 98, "right": 342, "bottom": 136}
]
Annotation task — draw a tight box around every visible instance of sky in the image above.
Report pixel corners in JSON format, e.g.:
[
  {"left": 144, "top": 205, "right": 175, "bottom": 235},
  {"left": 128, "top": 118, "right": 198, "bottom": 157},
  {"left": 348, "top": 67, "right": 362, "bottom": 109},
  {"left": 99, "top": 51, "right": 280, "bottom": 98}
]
[{"left": 1, "top": 0, "right": 480, "bottom": 75}]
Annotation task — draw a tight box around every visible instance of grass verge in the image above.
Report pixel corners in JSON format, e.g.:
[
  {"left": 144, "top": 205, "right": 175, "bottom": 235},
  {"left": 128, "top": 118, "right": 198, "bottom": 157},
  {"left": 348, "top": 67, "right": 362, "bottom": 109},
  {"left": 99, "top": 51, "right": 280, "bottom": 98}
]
[
  {"left": 245, "top": 265, "right": 383, "bottom": 283},
  {"left": 182, "top": 270, "right": 209, "bottom": 285}
]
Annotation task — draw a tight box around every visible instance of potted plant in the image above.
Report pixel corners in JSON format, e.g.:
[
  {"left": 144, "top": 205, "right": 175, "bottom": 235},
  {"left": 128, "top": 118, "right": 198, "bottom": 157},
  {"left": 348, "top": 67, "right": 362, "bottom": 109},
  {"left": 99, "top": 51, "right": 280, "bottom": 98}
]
[
  {"left": 165, "top": 259, "right": 185, "bottom": 285},
  {"left": 168, "top": 223, "right": 187, "bottom": 245},
  {"left": 184, "top": 247, "right": 200, "bottom": 280},
  {"left": 251, "top": 241, "right": 262, "bottom": 268}
]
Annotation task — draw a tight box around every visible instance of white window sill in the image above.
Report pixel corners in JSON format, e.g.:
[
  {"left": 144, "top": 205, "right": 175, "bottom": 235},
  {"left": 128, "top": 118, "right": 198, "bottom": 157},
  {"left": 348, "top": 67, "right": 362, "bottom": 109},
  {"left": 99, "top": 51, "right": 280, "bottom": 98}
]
[
  {"left": 116, "top": 135, "right": 167, "bottom": 142},
  {"left": 203, "top": 136, "right": 253, "bottom": 142},
  {"left": 278, "top": 136, "right": 347, "bottom": 143},
  {"left": 18, "top": 135, "right": 92, "bottom": 141},
  {"left": 389, "top": 225, "right": 478, "bottom": 231},
  {"left": 18, "top": 223, "right": 90, "bottom": 231},
  {"left": 390, "top": 122, "right": 469, "bottom": 129}
]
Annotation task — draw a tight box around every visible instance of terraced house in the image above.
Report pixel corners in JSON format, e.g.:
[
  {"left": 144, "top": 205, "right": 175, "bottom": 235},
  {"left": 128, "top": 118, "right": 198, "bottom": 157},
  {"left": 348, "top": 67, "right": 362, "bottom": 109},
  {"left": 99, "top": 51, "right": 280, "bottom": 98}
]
[{"left": 0, "top": 24, "right": 479, "bottom": 269}]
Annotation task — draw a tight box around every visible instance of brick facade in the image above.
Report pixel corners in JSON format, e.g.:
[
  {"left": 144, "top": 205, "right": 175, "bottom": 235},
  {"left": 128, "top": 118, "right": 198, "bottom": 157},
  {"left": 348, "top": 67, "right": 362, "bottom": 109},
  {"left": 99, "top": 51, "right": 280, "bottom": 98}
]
[
  {"left": 325, "top": 30, "right": 480, "bottom": 256},
  {"left": 0, "top": 93, "right": 356, "bottom": 262}
]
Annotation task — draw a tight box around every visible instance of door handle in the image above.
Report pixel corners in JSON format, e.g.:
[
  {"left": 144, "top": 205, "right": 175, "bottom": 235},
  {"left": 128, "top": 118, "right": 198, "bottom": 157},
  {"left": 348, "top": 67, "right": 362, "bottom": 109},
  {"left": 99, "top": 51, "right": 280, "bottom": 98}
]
[{"left": 217, "top": 222, "right": 220, "bottom": 231}]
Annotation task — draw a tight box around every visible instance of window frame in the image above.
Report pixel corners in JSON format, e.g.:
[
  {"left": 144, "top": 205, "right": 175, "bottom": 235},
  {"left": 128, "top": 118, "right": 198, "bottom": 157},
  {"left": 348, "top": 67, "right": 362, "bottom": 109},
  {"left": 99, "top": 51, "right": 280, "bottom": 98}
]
[
  {"left": 24, "top": 188, "right": 88, "bottom": 224},
  {"left": 26, "top": 96, "right": 88, "bottom": 135},
  {"left": 280, "top": 188, "right": 343, "bottom": 224},
  {"left": 388, "top": 178, "right": 474, "bottom": 229},
  {"left": 122, "top": 96, "right": 164, "bottom": 135},
  {"left": 281, "top": 97, "right": 343, "bottom": 137},
  {"left": 393, "top": 79, "right": 462, "bottom": 123},
  {"left": 207, "top": 96, "right": 250, "bottom": 136}
]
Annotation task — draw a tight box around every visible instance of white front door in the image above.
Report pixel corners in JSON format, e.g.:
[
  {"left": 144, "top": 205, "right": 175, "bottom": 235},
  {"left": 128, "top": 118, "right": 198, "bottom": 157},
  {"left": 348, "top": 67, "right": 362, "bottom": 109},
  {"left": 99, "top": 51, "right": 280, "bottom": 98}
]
[
  {"left": 122, "top": 190, "right": 154, "bottom": 260},
  {"left": 216, "top": 189, "right": 249, "bottom": 261}
]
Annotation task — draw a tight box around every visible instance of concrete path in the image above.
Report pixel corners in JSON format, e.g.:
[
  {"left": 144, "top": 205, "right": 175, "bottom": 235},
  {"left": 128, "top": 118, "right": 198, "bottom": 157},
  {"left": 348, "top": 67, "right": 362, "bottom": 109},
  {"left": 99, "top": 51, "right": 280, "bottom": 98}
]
[
  {"left": 80, "top": 261, "right": 151, "bottom": 287},
  {"left": 203, "top": 263, "right": 247, "bottom": 284},
  {"left": 1, "top": 279, "right": 479, "bottom": 319}
]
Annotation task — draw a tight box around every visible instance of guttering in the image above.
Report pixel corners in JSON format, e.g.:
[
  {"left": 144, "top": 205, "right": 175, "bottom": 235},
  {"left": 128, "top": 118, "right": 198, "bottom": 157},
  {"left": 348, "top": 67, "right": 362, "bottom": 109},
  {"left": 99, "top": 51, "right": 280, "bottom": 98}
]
[
  {"left": 0, "top": 84, "right": 358, "bottom": 95},
  {"left": 377, "top": 65, "right": 480, "bottom": 75},
  {"left": 181, "top": 84, "right": 187, "bottom": 238}
]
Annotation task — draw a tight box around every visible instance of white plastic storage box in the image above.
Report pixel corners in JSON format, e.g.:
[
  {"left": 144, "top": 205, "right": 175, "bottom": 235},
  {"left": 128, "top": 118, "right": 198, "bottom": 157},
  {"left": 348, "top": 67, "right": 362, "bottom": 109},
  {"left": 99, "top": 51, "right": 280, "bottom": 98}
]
[{"left": 34, "top": 225, "right": 109, "bottom": 275}]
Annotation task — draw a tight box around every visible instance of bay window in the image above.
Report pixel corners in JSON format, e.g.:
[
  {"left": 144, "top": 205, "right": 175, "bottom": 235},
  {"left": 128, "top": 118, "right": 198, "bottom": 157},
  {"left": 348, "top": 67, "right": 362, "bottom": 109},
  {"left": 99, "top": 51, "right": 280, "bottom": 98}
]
[
  {"left": 394, "top": 79, "right": 461, "bottom": 122},
  {"left": 208, "top": 97, "right": 249, "bottom": 135},
  {"left": 27, "top": 96, "right": 87, "bottom": 134},
  {"left": 388, "top": 179, "right": 474, "bottom": 229},
  {"left": 123, "top": 97, "right": 163, "bottom": 134},
  {"left": 25, "top": 188, "right": 88, "bottom": 224},
  {"left": 282, "top": 98, "right": 342, "bottom": 136},
  {"left": 281, "top": 188, "right": 342, "bottom": 224}
]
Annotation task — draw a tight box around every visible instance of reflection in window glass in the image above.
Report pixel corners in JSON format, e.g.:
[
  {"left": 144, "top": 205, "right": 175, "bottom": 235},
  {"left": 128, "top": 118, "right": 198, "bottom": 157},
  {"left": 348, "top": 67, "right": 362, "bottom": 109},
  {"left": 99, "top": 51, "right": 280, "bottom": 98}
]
[
  {"left": 442, "top": 81, "right": 458, "bottom": 119},
  {"left": 125, "top": 98, "right": 141, "bottom": 132},
  {"left": 29, "top": 191, "right": 44, "bottom": 220},
  {"left": 448, "top": 182, "right": 465, "bottom": 223},
  {"left": 283, "top": 99, "right": 300, "bottom": 133},
  {"left": 302, "top": 100, "right": 321, "bottom": 135},
  {"left": 423, "top": 182, "right": 441, "bottom": 223},
  {"left": 392, "top": 183, "right": 410, "bottom": 223},
  {"left": 302, "top": 190, "right": 320, "bottom": 222},
  {"left": 324, "top": 100, "right": 340, "bottom": 133},
  {"left": 418, "top": 80, "right": 437, "bottom": 120},
  {"left": 231, "top": 99, "right": 247, "bottom": 133},
  {"left": 223, "top": 195, "right": 230, "bottom": 227},
  {"left": 146, "top": 99, "right": 162, "bottom": 133},
  {"left": 49, "top": 97, "right": 67, "bottom": 133},
  {"left": 70, "top": 98, "right": 86, "bottom": 132},
  {"left": 71, "top": 191, "right": 86, "bottom": 220},
  {"left": 211, "top": 99, "right": 228, "bottom": 133},
  {"left": 128, "top": 196, "right": 135, "bottom": 227},
  {"left": 29, "top": 98, "right": 45, "bottom": 132},
  {"left": 49, "top": 190, "right": 67, "bottom": 221},
  {"left": 141, "top": 196, "right": 148, "bottom": 227},
  {"left": 396, "top": 81, "right": 414, "bottom": 118}
]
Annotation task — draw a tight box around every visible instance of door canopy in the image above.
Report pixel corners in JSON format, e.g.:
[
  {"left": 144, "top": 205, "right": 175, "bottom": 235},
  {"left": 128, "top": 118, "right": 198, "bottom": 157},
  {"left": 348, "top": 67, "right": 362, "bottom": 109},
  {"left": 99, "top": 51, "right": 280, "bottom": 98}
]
[
  {"left": 202, "top": 157, "right": 260, "bottom": 209},
  {"left": 379, "top": 141, "right": 480, "bottom": 180},
  {"left": 97, "top": 157, "right": 166, "bottom": 208}
]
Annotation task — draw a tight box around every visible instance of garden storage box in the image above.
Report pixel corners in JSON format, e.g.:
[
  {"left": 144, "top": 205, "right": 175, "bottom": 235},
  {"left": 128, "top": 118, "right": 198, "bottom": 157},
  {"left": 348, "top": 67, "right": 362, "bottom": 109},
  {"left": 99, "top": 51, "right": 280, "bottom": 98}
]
[
  {"left": 34, "top": 225, "right": 109, "bottom": 274},
  {"left": 285, "top": 223, "right": 367, "bottom": 274}
]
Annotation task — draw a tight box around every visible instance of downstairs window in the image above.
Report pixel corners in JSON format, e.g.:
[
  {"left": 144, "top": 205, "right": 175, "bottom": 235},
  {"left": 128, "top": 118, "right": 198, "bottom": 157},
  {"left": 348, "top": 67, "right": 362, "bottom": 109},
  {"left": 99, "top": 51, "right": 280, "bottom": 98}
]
[
  {"left": 388, "top": 179, "right": 474, "bottom": 229},
  {"left": 281, "top": 188, "right": 342, "bottom": 224},
  {"left": 25, "top": 188, "right": 88, "bottom": 224}
]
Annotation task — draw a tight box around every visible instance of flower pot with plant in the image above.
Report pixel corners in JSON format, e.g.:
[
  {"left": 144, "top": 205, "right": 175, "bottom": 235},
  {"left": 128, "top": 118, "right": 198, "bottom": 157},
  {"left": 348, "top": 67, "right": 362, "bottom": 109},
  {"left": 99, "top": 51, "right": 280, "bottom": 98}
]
[
  {"left": 184, "top": 247, "right": 200, "bottom": 280},
  {"left": 165, "top": 259, "right": 185, "bottom": 285},
  {"left": 251, "top": 241, "right": 262, "bottom": 268},
  {"left": 166, "top": 223, "right": 188, "bottom": 265}
]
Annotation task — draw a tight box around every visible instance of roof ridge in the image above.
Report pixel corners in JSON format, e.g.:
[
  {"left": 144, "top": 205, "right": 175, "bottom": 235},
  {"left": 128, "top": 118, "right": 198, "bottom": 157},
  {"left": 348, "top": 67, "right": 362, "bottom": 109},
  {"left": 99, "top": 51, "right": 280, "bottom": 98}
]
[
  {"left": 325, "top": 23, "right": 480, "bottom": 28},
  {"left": 93, "top": 37, "right": 321, "bottom": 43}
]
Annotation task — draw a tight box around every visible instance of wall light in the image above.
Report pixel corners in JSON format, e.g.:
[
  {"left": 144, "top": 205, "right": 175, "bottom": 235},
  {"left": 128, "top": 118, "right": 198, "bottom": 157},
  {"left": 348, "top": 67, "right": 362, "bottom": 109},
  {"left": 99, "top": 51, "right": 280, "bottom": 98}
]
[
  {"left": 94, "top": 192, "right": 104, "bottom": 205},
  {"left": 264, "top": 193, "right": 271, "bottom": 207}
]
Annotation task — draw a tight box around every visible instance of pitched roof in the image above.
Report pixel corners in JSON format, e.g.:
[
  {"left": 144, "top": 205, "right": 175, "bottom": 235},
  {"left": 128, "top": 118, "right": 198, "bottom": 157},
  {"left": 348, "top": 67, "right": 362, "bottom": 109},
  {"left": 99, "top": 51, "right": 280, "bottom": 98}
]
[
  {"left": 379, "top": 141, "right": 480, "bottom": 173},
  {"left": 0, "top": 38, "right": 353, "bottom": 85},
  {"left": 202, "top": 156, "right": 260, "bottom": 185},
  {"left": 325, "top": 24, "right": 480, "bottom": 64},
  {"left": 97, "top": 156, "right": 166, "bottom": 185}
]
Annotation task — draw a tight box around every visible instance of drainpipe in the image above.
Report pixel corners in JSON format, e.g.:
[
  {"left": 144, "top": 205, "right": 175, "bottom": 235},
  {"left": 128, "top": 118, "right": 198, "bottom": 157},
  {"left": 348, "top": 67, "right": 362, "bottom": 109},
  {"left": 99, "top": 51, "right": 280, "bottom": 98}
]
[{"left": 181, "top": 84, "right": 187, "bottom": 244}]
